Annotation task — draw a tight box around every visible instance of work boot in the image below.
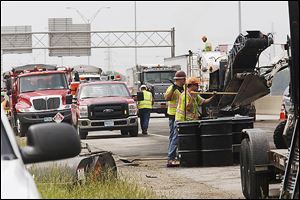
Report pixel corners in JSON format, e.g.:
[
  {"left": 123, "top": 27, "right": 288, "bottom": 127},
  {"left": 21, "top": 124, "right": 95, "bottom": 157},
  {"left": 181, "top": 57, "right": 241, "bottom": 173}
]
[
  {"left": 142, "top": 129, "right": 148, "bottom": 135},
  {"left": 166, "top": 160, "right": 180, "bottom": 168}
]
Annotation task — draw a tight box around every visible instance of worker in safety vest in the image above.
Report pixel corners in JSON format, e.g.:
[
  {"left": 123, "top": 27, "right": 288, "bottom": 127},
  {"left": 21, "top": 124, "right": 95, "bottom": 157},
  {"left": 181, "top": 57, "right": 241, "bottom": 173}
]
[
  {"left": 164, "top": 70, "right": 186, "bottom": 167},
  {"left": 176, "top": 77, "right": 216, "bottom": 122},
  {"left": 1, "top": 91, "right": 10, "bottom": 116},
  {"left": 137, "top": 85, "right": 153, "bottom": 135},
  {"left": 202, "top": 36, "right": 212, "bottom": 52}
]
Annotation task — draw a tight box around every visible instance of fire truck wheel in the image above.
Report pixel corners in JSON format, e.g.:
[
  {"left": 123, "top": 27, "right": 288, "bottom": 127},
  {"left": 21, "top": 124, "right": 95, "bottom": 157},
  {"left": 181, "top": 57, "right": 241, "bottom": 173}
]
[
  {"left": 273, "top": 120, "right": 288, "bottom": 149},
  {"left": 129, "top": 126, "right": 138, "bottom": 137},
  {"left": 76, "top": 125, "right": 88, "bottom": 139},
  {"left": 120, "top": 130, "right": 129, "bottom": 135},
  {"left": 240, "top": 138, "right": 269, "bottom": 199},
  {"left": 16, "top": 118, "right": 28, "bottom": 137}
]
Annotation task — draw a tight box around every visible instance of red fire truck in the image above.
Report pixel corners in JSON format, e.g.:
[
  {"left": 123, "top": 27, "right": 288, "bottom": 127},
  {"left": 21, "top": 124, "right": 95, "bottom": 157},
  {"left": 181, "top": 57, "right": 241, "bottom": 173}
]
[{"left": 3, "top": 64, "right": 73, "bottom": 137}]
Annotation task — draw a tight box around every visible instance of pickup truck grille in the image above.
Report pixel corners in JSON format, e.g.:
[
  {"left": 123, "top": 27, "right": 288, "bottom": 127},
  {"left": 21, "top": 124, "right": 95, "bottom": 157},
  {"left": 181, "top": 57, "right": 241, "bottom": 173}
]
[
  {"left": 32, "top": 97, "right": 60, "bottom": 110},
  {"left": 88, "top": 103, "right": 129, "bottom": 120}
]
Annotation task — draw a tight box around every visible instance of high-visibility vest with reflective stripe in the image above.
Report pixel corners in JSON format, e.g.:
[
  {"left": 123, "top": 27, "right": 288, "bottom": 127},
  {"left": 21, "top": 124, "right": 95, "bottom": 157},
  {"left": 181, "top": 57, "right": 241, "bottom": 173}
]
[
  {"left": 165, "top": 85, "right": 182, "bottom": 116},
  {"left": 175, "top": 91, "right": 204, "bottom": 121},
  {"left": 138, "top": 90, "right": 153, "bottom": 109}
]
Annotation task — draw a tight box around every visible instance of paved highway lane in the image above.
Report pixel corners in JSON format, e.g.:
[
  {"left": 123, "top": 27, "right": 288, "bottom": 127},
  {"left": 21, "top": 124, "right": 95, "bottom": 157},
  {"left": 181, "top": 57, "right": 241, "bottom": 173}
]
[
  {"left": 82, "top": 114, "right": 170, "bottom": 159},
  {"left": 81, "top": 115, "right": 280, "bottom": 198},
  {"left": 82, "top": 114, "right": 278, "bottom": 159}
]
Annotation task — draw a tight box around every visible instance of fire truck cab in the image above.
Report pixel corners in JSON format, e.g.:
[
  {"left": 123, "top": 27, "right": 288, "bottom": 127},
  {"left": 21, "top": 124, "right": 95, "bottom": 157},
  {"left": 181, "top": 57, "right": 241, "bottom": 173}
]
[{"left": 4, "top": 65, "right": 73, "bottom": 137}]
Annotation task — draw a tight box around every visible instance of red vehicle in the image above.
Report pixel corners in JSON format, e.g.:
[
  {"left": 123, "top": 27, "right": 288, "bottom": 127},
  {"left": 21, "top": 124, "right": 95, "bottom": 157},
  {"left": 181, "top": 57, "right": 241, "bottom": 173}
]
[
  {"left": 4, "top": 65, "right": 73, "bottom": 137},
  {"left": 71, "top": 81, "right": 138, "bottom": 139}
]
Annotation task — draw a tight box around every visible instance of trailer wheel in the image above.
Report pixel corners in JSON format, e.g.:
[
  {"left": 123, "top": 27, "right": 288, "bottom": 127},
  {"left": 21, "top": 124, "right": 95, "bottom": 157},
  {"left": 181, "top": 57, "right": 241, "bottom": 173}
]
[
  {"left": 16, "top": 118, "right": 28, "bottom": 137},
  {"left": 240, "top": 137, "right": 269, "bottom": 199},
  {"left": 129, "top": 126, "right": 138, "bottom": 137},
  {"left": 121, "top": 130, "right": 129, "bottom": 135},
  {"left": 273, "top": 120, "right": 287, "bottom": 149}
]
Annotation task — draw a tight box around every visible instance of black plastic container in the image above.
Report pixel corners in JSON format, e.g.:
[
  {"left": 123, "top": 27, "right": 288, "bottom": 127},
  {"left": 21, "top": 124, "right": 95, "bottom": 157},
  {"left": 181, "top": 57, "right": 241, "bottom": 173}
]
[
  {"left": 178, "top": 118, "right": 233, "bottom": 167},
  {"left": 198, "top": 117, "right": 233, "bottom": 167},
  {"left": 231, "top": 116, "right": 254, "bottom": 164}
]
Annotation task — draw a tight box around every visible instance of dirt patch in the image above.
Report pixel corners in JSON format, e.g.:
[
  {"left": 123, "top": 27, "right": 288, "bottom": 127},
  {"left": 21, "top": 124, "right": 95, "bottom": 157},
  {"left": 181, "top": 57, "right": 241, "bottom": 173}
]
[{"left": 117, "top": 159, "right": 241, "bottom": 199}]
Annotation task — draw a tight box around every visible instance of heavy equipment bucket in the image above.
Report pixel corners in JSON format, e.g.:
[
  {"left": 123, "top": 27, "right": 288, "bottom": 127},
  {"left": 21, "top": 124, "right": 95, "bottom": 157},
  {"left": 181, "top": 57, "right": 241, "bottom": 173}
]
[{"left": 218, "top": 74, "right": 270, "bottom": 109}]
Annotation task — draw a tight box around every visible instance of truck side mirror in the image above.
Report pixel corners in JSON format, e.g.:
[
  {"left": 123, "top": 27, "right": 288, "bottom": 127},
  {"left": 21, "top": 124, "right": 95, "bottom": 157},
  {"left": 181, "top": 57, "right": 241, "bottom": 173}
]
[
  {"left": 20, "top": 123, "right": 81, "bottom": 164},
  {"left": 74, "top": 71, "right": 80, "bottom": 81},
  {"left": 6, "top": 78, "right": 11, "bottom": 92},
  {"left": 66, "top": 94, "right": 73, "bottom": 104}
]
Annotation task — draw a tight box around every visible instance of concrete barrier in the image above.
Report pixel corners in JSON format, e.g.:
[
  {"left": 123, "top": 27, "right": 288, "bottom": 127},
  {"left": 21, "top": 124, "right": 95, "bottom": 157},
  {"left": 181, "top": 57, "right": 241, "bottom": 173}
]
[{"left": 254, "top": 95, "right": 282, "bottom": 115}]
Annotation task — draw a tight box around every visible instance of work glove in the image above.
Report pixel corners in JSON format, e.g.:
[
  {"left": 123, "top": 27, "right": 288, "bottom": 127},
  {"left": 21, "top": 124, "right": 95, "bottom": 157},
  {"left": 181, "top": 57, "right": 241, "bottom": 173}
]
[{"left": 172, "top": 84, "right": 179, "bottom": 91}]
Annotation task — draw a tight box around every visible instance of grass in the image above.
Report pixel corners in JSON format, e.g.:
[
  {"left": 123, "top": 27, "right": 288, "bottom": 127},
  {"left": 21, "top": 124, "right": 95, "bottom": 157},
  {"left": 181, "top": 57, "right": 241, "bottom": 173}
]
[
  {"left": 16, "top": 136, "right": 157, "bottom": 198},
  {"left": 29, "top": 164, "right": 158, "bottom": 199}
]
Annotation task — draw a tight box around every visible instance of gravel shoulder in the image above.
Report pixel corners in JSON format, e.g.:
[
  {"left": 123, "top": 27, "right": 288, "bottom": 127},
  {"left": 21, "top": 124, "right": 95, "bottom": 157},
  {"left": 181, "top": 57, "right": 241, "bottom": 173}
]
[{"left": 117, "top": 159, "right": 243, "bottom": 199}]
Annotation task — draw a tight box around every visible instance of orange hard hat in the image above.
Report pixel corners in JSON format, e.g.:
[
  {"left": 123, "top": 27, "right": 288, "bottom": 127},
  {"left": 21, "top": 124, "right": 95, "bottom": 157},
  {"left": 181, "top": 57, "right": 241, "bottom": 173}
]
[
  {"left": 186, "top": 77, "right": 200, "bottom": 85},
  {"left": 173, "top": 70, "right": 186, "bottom": 80}
]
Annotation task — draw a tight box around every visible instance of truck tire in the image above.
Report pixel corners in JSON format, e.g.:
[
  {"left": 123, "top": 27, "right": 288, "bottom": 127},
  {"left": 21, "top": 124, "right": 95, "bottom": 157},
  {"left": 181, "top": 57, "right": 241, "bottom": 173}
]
[
  {"left": 16, "top": 118, "right": 29, "bottom": 137},
  {"left": 273, "top": 120, "right": 288, "bottom": 149},
  {"left": 240, "top": 138, "right": 269, "bottom": 199},
  {"left": 76, "top": 125, "right": 88, "bottom": 139},
  {"left": 129, "top": 126, "right": 138, "bottom": 137},
  {"left": 120, "top": 130, "right": 129, "bottom": 136}
]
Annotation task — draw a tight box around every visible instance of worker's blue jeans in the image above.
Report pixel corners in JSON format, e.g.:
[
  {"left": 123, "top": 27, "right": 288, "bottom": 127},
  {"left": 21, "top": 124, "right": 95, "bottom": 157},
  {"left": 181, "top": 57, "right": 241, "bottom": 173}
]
[
  {"left": 167, "top": 117, "right": 178, "bottom": 161},
  {"left": 139, "top": 108, "right": 151, "bottom": 131}
]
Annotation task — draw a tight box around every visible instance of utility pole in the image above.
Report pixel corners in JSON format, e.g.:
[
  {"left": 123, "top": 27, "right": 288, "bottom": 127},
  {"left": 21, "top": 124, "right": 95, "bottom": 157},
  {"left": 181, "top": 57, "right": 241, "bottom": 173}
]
[
  {"left": 134, "top": 1, "right": 137, "bottom": 67},
  {"left": 271, "top": 22, "right": 276, "bottom": 59},
  {"left": 238, "top": 1, "right": 242, "bottom": 34}
]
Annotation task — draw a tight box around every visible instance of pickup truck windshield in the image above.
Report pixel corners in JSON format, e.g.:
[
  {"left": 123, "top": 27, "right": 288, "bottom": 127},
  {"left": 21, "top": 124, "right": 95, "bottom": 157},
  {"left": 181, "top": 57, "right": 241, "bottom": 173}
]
[
  {"left": 144, "top": 71, "right": 176, "bottom": 83},
  {"left": 80, "top": 83, "right": 130, "bottom": 99},
  {"left": 20, "top": 73, "right": 68, "bottom": 93}
]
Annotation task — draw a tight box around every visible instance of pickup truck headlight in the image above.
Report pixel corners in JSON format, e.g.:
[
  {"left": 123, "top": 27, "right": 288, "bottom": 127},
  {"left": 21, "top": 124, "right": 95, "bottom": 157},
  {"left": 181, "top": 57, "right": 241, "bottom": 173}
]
[
  {"left": 128, "top": 103, "right": 138, "bottom": 116},
  {"left": 79, "top": 105, "right": 88, "bottom": 118},
  {"left": 18, "top": 108, "right": 31, "bottom": 113}
]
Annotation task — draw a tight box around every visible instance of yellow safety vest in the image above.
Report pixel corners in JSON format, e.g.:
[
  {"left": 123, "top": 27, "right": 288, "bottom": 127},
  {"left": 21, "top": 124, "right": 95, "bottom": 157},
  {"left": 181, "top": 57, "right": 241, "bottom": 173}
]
[
  {"left": 138, "top": 90, "right": 153, "bottom": 109},
  {"left": 165, "top": 85, "right": 182, "bottom": 116},
  {"left": 175, "top": 91, "right": 204, "bottom": 121},
  {"left": 204, "top": 42, "right": 212, "bottom": 52}
]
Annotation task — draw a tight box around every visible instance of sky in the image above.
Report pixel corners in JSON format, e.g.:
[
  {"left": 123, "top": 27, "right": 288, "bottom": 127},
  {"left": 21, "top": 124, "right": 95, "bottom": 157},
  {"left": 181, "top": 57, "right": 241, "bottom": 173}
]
[{"left": 1, "top": 1, "right": 290, "bottom": 74}]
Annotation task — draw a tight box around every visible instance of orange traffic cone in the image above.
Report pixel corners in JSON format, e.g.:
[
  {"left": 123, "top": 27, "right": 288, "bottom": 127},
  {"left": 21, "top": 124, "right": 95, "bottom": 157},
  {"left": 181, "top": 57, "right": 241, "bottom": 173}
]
[{"left": 279, "top": 105, "right": 286, "bottom": 121}]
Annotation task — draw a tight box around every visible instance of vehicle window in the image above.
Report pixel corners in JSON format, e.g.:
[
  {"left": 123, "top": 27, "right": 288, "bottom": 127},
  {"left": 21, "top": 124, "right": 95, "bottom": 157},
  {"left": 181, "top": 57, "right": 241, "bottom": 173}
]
[
  {"left": 80, "top": 84, "right": 130, "bottom": 99},
  {"left": 20, "top": 73, "right": 68, "bottom": 93},
  {"left": 144, "top": 71, "right": 176, "bottom": 83},
  {"left": 1, "top": 123, "right": 17, "bottom": 161}
]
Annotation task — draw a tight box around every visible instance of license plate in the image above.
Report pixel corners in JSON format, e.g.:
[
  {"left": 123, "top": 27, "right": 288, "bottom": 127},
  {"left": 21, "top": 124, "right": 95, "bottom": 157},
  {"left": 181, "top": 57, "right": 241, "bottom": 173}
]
[
  {"left": 44, "top": 117, "right": 53, "bottom": 122},
  {"left": 104, "top": 121, "right": 114, "bottom": 127}
]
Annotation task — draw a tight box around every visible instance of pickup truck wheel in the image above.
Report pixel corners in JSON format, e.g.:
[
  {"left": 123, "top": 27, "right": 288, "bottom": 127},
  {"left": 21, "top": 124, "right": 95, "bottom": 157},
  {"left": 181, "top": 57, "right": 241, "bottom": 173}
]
[
  {"left": 129, "top": 126, "right": 138, "bottom": 137},
  {"left": 121, "top": 130, "right": 129, "bottom": 135},
  {"left": 76, "top": 125, "right": 88, "bottom": 139},
  {"left": 16, "top": 118, "right": 28, "bottom": 137}
]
